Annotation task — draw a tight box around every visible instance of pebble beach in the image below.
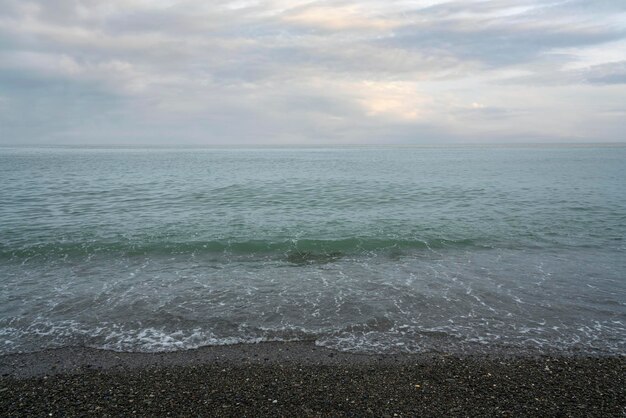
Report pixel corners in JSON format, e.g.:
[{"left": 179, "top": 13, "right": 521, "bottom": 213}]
[{"left": 1, "top": 342, "right": 624, "bottom": 417}]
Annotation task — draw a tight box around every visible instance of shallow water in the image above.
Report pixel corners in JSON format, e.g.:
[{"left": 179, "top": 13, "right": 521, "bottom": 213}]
[{"left": 0, "top": 146, "right": 625, "bottom": 354}]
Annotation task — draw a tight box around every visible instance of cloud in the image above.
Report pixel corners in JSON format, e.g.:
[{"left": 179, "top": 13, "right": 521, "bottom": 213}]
[
  {"left": 383, "top": 2, "right": 626, "bottom": 67},
  {"left": 0, "top": 0, "right": 625, "bottom": 145},
  {"left": 585, "top": 61, "right": 626, "bottom": 84},
  {"left": 281, "top": 4, "right": 401, "bottom": 31}
]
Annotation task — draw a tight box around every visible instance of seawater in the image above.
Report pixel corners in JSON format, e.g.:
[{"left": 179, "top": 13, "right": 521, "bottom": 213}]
[{"left": 0, "top": 146, "right": 625, "bottom": 355}]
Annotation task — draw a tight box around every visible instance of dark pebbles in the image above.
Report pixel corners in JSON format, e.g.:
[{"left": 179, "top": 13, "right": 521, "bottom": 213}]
[{"left": 1, "top": 343, "right": 624, "bottom": 417}]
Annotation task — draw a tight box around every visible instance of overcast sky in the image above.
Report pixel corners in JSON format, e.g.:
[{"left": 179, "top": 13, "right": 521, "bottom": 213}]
[{"left": 0, "top": 0, "right": 625, "bottom": 145}]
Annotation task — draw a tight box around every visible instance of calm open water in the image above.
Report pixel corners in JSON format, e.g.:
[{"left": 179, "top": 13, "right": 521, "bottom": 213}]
[{"left": 0, "top": 146, "right": 625, "bottom": 355}]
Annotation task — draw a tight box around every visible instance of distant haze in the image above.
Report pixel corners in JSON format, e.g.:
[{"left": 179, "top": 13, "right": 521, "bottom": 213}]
[{"left": 0, "top": 0, "right": 625, "bottom": 145}]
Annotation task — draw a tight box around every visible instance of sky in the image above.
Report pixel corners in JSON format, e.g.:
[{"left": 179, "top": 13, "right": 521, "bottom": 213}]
[{"left": 0, "top": 0, "right": 625, "bottom": 146}]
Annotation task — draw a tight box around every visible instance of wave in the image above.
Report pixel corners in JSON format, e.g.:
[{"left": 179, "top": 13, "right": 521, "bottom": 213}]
[
  {"left": 0, "top": 237, "right": 491, "bottom": 262},
  {"left": 2, "top": 318, "right": 623, "bottom": 356}
]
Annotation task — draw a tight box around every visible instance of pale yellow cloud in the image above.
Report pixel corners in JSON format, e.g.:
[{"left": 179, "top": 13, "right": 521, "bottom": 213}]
[
  {"left": 355, "top": 81, "right": 432, "bottom": 121},
  {"left": 283, "top": 5, "right": 400, "bottom": 31}
]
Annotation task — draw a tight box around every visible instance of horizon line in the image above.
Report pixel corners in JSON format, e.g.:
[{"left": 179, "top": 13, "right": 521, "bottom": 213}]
[{"left": 2, "top": 142, "right": 626, "bottom": 149}]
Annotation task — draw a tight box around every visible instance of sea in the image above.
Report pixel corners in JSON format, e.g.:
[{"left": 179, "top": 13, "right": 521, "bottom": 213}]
[{"left": 0, "top": 145, "right": 624, "bottom": 355}]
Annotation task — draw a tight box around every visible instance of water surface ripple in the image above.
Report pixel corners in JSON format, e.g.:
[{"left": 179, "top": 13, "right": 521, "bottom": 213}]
[{"left": 0, "top": 146, "right": 624, "bottom": 354}]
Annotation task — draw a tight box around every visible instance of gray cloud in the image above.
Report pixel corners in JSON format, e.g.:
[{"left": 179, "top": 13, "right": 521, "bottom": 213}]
[
  {"left": 585, "top": 61, "right": 626, "bottom": 84},
  {"left": 0, "top": 0, "right": 625, "bottom": 145},
  {"left": 383, "top": 1, "right": 625, "bottom": 66}
]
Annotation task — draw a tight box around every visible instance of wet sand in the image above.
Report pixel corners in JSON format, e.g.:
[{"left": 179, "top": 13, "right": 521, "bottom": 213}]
[{"left": 1, "top": 342, "right": 624, "bottom": 416}]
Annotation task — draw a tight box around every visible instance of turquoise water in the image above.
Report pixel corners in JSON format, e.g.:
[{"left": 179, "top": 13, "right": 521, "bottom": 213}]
[{"left": 0, "top": 146, "right": 625, "bottom": 354}]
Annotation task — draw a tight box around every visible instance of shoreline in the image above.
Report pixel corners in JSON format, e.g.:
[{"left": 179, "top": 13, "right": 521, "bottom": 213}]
[
  {"left": 2, "top": 341, "right": 624, "bottom": 379},
  {"left": 1, "top": 342, "right": 624, "bottom": 416},
  {"left": 2, "top": 341, "right": 431, "bottom": 378}
]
